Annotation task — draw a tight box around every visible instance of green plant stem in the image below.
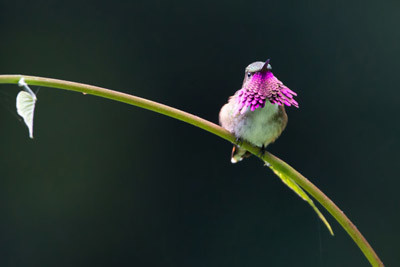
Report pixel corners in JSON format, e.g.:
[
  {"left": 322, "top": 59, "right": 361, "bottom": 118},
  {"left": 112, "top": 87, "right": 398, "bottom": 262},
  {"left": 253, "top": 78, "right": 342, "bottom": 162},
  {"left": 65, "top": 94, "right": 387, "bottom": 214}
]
[{"left": 0, "top": 74, "right": 383, "bottom": 267}]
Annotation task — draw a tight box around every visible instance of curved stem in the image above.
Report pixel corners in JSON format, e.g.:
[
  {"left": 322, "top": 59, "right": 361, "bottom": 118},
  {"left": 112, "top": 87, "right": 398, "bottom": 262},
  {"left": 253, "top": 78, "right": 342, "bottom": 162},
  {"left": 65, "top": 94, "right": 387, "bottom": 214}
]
[{"left": 0, "top": 75, "right": 384, "bottom": 266}]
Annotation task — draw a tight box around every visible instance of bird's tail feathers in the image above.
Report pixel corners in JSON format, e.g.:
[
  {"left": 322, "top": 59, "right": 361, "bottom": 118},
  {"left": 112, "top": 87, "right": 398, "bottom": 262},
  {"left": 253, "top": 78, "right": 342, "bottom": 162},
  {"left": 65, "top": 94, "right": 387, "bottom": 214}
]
[{"left": 231, "top": 145, "right": 251, "bottom": 163}]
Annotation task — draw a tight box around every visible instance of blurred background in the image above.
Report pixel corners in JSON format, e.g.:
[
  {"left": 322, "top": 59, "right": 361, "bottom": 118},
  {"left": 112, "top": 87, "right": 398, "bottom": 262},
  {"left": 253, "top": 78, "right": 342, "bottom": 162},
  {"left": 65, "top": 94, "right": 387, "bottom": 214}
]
[{"left": 0, "top": 0, "right": 399, "bottom": 266}]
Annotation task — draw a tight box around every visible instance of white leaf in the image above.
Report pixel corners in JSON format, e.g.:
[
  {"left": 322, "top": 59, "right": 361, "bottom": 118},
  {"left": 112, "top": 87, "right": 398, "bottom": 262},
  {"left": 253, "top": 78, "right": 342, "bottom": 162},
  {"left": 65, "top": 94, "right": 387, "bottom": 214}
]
[{"left": 16, "top": 91, "right": 37, "bottom": 139}]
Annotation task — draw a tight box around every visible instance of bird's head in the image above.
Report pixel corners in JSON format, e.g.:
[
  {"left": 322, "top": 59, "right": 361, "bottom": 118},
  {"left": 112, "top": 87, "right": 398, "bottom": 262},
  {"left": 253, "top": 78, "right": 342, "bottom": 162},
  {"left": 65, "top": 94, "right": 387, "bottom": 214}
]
[
  {"left": 237, "top": 59, "right": 298, "bottom": 113},
  {"left": 242, "top": 59, "right": 272, "bottom": 85}
]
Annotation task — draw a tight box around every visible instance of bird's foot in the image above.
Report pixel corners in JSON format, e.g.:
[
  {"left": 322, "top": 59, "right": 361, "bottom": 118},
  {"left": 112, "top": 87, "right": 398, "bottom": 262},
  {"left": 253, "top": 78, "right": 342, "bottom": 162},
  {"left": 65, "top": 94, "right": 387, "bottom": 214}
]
[
  {"left": 235, "top": 137, "right": 243, "bottom": 147},
  {"left": 257, "top": 145, "right": 266, "bottom": 158}
]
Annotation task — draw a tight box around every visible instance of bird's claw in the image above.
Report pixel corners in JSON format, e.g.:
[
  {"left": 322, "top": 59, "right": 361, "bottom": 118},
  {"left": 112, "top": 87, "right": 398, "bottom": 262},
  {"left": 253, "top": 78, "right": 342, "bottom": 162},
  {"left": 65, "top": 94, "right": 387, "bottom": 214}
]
[
  {"left": 257, "top": 145, "right": 266, "bottom": 158},
  {"left": 235, "top": 137, "right": 243, "bottom": 146}
]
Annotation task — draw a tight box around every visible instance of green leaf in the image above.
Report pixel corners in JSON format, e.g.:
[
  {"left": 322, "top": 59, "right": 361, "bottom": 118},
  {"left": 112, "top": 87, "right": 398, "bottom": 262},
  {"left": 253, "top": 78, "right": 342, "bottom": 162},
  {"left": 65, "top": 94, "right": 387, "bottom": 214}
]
[
  {"left": 267, "top": 162, "right": 334, "bottom": 236},
  {"left": 16, "top": 91, "right": 37, "bottom": 139}
]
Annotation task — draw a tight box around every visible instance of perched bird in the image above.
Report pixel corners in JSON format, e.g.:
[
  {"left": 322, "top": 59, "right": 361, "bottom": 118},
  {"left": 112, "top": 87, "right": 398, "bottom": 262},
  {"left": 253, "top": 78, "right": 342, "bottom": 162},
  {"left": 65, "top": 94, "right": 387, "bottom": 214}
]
[{"left": 219, "top": 59, "right": 298, "bottom": 163}]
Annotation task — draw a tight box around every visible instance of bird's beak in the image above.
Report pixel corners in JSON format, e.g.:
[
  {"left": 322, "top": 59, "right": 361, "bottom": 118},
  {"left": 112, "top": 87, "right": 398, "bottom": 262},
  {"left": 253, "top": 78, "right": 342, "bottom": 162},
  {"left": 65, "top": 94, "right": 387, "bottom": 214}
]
[{"left": 261, "top": 59, "right": 272, "bottom": 72}]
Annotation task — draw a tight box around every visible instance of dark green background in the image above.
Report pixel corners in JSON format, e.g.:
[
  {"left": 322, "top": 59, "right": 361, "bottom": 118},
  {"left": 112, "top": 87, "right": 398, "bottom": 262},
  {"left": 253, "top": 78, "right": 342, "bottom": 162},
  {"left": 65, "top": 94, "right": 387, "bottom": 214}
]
[{"left": 0, "top": 0, "right": 399, "bottom": 266}]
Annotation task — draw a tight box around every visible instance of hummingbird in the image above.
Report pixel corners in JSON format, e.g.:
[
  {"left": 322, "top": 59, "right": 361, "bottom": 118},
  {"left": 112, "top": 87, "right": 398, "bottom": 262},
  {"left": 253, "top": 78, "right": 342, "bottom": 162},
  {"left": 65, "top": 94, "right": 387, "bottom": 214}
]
[{"left": 219, "top": 59, "right": 298, "bottom": 163}]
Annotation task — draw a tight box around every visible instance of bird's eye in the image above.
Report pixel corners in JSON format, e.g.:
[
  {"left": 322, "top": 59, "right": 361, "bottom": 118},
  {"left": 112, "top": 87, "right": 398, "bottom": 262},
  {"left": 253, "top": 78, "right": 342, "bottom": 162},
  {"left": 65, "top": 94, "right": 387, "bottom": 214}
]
[{"left": 247, "top": 72, "right": 252, "bottom": 78}]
